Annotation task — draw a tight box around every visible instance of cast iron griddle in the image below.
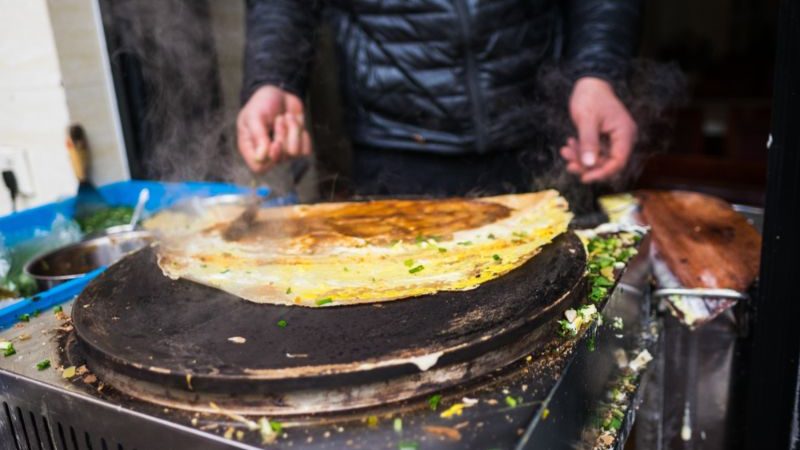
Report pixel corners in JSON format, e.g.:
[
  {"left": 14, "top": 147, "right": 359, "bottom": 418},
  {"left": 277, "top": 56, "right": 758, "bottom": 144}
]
[{"left": 71, "top": 232, "right": 586, "bottom": 413}]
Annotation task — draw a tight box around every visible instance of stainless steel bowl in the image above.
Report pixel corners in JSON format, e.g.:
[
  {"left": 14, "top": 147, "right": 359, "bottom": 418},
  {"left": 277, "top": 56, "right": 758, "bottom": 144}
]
[{"left": 24, "top": 230, "right": 154, "bottom": 291}]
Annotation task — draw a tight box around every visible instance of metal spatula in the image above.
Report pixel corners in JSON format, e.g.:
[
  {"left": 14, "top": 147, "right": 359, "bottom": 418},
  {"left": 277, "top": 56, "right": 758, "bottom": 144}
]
[{"left": 222, "top": 158, "right": 310, "bottom": 241}]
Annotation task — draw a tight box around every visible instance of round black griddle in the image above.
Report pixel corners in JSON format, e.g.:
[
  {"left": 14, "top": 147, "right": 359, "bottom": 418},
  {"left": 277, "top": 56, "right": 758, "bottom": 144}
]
[{"left": 70, "top": 232, "right": 586, "bottom": 415}]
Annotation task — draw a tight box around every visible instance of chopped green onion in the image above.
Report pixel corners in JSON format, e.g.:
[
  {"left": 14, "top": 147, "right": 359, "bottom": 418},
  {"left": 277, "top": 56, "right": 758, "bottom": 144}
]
[
  {"left": 270, "top": 420, "right": 282, "bottom": 434},
  {"left": 398, "top": 441, "right": 419, "bottom": 450},
  {"left": 36, "top": 359, "right": 50, "bottom": 371},
  {"left": 593, "top": 276, "right": 614, "bottom": 288},
  {"left": 1, "top": 341, "right": 15, "bottom": 357},
  {"left": 286, "top": 287, "right": 292, "bottom": 294},
  {"left": 589, "top": 286, "right": 608, "bottom": 302},
  {"left": 512, "top": 231, "right": 528, "bottom": 238},
  {"left": 488, "top": 233, "right": 496, "bottom": 240},
  {"left": 277, "top": 320, "right": 287, "bottom": 328},
  {"left": 32, "top": 310, "right": 40, "bottom": 318},
  {"left": 18, "top": 314, "right": 30, "bottom": 322},
  {"left": 343, "top": 266, "right": 349, "bottom": 272},
  {"left": 505, "top": 396, "right": 518, "bottom": 408},
  {"left": 53, "top": 306, "right": 63, "bottom": 314},
  {"left": 438, "top": 247, "right": 447, "bottom": 253},
  {"left": 316, "top": 298, "right": 333, "bottom": 306},
  {"left": 492, "top": 254, "right": 502, "bottom": 262},
  {"left": 409, "top": 265, "right": 425, "bottom": 274},
  {"left": 393, "top": 417, "right": 403, "bottom": 433},
  {"left": 404, "top": 259, "right": 415, "bottom": 267},
  {"left": 428, "top": 393, "right": 442, "bottom": 410},
  {"left": 457, "top": 241, "right": 473, "bottom": 246},
  {"left": 220, "top": 269, "right": 230, "bottom": 274}
]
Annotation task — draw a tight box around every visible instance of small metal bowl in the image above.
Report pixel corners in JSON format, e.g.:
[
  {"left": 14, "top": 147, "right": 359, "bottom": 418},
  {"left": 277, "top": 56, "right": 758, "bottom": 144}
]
[{"left": 24, "top": 230, "right": 154, "bottom": 292}]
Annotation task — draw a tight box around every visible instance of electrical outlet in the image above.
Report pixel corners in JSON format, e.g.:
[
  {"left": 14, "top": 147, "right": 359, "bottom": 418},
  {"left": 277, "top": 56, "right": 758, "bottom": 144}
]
[{"left": 0, "top": 146, "right": 35, "bottom": 197}]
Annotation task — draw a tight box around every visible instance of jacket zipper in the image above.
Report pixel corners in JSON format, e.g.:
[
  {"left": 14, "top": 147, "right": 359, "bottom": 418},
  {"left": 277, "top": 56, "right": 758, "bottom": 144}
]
[{"left": 453, "top": 0, "right": 488, "bottom": 153}]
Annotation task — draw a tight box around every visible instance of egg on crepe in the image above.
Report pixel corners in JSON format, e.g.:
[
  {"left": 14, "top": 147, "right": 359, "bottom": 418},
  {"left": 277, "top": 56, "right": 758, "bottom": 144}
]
[{"left": 146, "top": 190, "right": 572, "bottom": 307}]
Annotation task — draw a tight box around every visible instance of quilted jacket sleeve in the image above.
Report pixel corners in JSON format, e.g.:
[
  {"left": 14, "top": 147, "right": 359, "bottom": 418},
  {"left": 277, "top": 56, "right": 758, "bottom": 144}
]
[
  {"left": 241, "top": 0, "right": 321, "bottom": 104},
  {"left": 564, "top": 0, "right": 641, "bottom": 83}
]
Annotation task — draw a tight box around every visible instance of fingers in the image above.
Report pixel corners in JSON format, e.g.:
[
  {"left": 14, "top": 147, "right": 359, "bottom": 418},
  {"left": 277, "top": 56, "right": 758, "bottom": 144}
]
[
  {"left": 575, "top": 114, "right": 600, "bottom": 169},
  {"left": 581, "top": 121, "right": 637, "bottom": 183},
  {"left": 269, "top": 115, "right": 287, "bottom": 163},
  {"left": 284, "top": 114, "right": 303, "bottom": 157},
  {"left": 559, "top": 137, "right": 583, "bottom": 174},
  {"left": 236, "top": 111, "right": 273, "bottom": 173}
]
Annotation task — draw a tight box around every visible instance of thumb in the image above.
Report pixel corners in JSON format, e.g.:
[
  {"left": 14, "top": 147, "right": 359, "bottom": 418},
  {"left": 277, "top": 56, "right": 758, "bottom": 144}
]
[{"left": 575, "top": 115, "right": 600, "bottom": 168}]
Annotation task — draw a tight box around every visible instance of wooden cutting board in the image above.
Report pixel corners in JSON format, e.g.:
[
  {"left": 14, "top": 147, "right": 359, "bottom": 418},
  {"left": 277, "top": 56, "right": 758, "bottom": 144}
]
[{"left": 636, "top": 190, "right": 761, "bottom": 291}]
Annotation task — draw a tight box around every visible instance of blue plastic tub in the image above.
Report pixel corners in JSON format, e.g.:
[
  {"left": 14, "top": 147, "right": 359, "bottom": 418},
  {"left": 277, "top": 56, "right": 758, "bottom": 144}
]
[{"left": 0, "top": 180, "right": 287, "bottom": 329}]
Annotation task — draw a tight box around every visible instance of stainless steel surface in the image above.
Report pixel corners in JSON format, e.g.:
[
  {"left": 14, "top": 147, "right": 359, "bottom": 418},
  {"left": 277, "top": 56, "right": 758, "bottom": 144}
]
[{"left": 23, "top": 230, "right": 153, "bottom": 291}]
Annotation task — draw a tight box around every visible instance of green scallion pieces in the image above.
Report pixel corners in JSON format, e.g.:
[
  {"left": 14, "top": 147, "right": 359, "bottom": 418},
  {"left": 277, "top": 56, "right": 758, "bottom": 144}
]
[{"left": 428, "top": 393, "right": 442, "bottom": 410}]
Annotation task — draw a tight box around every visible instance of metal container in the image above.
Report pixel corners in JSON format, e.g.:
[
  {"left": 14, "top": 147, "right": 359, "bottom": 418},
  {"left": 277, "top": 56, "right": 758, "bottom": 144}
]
[{"left": 23, "top": 230, "right": 154, "bottom": 291}]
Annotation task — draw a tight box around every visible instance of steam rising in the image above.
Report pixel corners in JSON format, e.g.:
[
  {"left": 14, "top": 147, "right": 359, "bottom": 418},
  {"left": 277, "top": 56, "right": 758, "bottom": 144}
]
[
  {"left": 102, "top": 0, "right": 255, "bottom": 186},
  {"left": 103, "top": 1, "right": 685, "bottom": 208}
]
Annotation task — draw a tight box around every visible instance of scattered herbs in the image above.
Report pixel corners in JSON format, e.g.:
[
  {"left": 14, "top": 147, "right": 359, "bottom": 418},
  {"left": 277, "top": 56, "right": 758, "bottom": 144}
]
[
  {"left": 492, "top": 254, "right": 502, "bottom": 262},
  {"left": 438, "top": 247, "right": 447, "bottom": 253},
  {"left": 32, "top": 309, "right": 40, "bottom": 318},
  {"left": 18, "top": 313, "right": 30, "bottom": 322},
  {"left": 428, "top": 393, "right": 442, "bottom": 410},
  {"left": 505, "top": 396, "right": 518, "bottom": 408},
  {"left": 316, "top": 298, "right": 333, "bottom": 306},
  {"left": 456, "top": 241, "right": 472, "bottom": 246},
  {"left": 409, "top": 265, "right": 425, "bottom": 274},
  {"left": 277, "top": 320, "right": 287, "bottom": 328},
  {"left": 404, "top": 259, "right": 415, "bottom": 267},
  {"left": 488, "top": 233, "right": 496, "bottom": 239},
  {"left": 343, "top": 266, "right": 349, "bottom": 272},
  {"left": 0, "top": 341, "right": 15, "bottom": 357},
  {"left": 285, "top": 287, "right": 292, "bottom": 295},
  {"left": 393, "top": 418, "right": 403, "bottom": 433},
  {"left": 76, "top": 206, "right": 134, "bottom": 234},
  {"left": 398, "top": 441, "right": 419, "bottom": 450},
  {"left": 53, "top": 306, "right": 63, "bottom": 314},
  {"left": 36, "top": 359, "right": 50, "bottom": 371},
  {"left": 512, "top": 231, "right": 528, "bottom": 238},
  {"left": 269, "top": 420, "right": 282, "bottom": 434}
]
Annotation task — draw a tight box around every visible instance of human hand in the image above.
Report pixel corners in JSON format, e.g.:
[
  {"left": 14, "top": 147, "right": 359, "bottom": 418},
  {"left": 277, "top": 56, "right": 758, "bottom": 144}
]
[
  {"left": 237, "top": 85, "right": 312, "bottom": 173},
  {"left": 560, "top": 77, "right": 637, "bottom": 183}
]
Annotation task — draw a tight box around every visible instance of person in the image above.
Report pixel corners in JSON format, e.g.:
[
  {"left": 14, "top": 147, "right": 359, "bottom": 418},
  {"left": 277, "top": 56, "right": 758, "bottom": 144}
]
[{"left": 237, "top": 0, "right": 640, "bottom": 197}]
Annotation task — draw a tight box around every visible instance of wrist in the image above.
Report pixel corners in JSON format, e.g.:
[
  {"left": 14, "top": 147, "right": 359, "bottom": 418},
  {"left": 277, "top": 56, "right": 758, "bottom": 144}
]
[{"left": 573, "top": 77, "right": 614, "bottom": 95}]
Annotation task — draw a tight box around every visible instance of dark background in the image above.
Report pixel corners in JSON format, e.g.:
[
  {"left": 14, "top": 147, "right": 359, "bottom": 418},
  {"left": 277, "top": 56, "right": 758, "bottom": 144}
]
[{"left": 634, "top": 0, "right": 777, "bottom": 205}]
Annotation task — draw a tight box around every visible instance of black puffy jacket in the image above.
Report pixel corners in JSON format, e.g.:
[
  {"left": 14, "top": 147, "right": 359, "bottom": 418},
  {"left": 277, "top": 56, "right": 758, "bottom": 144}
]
[{"left": 243, "top": 0, "right": 640, "bottom": 155}]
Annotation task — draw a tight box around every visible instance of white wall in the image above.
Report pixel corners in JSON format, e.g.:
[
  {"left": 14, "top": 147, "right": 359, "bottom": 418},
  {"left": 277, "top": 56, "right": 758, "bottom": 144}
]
[
  {"left": 0, "top": 0, "right": 129, "bottom": 216},
  {"left": 0, "top": 0, "right": 76, "bottom": 214}
]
